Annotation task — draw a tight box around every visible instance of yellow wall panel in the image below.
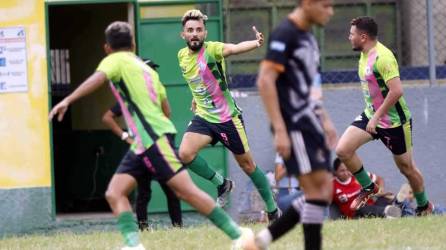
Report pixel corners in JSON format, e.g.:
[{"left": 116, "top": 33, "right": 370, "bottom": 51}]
[
  {"left": 140, "top": 4, "right": 195, "bottom": 19},
  {"left": 0, "top": 0, "right": 51, "bottom": 188}
]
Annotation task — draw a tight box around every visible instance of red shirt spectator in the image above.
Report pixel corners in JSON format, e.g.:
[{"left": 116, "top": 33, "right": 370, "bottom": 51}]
[
  {"left": 333, "top": 175, "right": 378, "bottom": 218},
  {"left": 332, "top": 158, "right": 382, "bottom": 218}
]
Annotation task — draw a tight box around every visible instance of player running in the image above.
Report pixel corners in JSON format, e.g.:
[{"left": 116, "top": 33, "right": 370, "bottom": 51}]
[
  {"left": 242, "top": 1, "right": 337, "bottom": 249},
  {"left": 177, "top": 9, "right": 281, "bottom": 221},
  {"left": 335, "top": 16, "right": 434, "bottom": 216}
]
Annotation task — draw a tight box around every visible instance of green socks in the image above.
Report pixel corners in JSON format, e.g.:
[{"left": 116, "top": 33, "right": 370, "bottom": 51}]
[
  {"left": 186, "top": 155, "right": 224, "bottom": 186},
  {"left": 414, "top": 191, "right": 428, "bottom": 207},
  {"left": 353, "top": 166, "right": 373, "bottom": 189},
  {"left": 117, "top": 211, "right": 140, "bottom": 247},
  {"left": 207, "top": 207, "right": 241, "bottom": 240},
  {"left": 249, "top": 166, "right": 277, "bottom": 213},
  {"left": 210, "top": 172, "right": 224, "bottom": 186}
]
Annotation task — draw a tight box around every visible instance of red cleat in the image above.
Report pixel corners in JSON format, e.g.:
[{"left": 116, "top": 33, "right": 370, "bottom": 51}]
[{"left": 350, "top": 184, "right": 380, "bottom": 211}]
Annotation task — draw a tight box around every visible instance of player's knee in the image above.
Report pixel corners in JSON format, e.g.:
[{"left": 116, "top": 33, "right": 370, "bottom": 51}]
[
  {"left": 398, "top": 162, "right": 415, "bottom": 176},
  {"left": 171, "top": 186, "right": 192, "bottom": 202},
  {"left": 105, "top": 189, "right": 119, "bottom": 203},
  {"left": 179, "top": 148, "right": 195, "bottom": 164},
  {"left": 239, "top": 159, "right": 256, "bottom": 173},
  {"left": 335, "top": 145, "right": 352, "bottom": 160},
  {"left": 243, "top": 164, "right": 256, "bottom": 174}
]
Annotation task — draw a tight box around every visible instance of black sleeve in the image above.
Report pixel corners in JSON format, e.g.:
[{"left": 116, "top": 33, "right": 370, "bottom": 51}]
[
  {"left": 110, "top": 103, "right": 122, "bottom": 117},
  {"left": 264, "top": 25, "right": 291, "bottom": 67}
]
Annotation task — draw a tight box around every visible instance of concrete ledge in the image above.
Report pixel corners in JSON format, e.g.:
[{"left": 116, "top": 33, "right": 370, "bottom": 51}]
[{"left": 0, "top": 187, "right": 52, "bottom": 235}]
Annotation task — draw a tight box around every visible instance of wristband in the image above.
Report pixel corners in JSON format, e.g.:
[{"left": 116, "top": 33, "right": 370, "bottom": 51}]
[{"left": 121, "top": 131, "right": 129, "bottom": 141}]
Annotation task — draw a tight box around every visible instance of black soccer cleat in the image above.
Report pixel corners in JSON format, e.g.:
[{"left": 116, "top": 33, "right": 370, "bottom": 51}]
[
  {"left": 217, "top": 178, "right": 234, "bottom": 207},
  {"left": 267, "top": 208, "right": 282, "bottom": 225},
  {"left": 416, "top": 201, "right": 434, "bottom": 216},
  {"left": 138, "top": 220, "right": 149, "bottom": 231}
]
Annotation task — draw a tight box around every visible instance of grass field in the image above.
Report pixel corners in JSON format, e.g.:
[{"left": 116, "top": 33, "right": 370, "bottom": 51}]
[{"left": 1, "top": 216, "right": 445, "bottom": 250}]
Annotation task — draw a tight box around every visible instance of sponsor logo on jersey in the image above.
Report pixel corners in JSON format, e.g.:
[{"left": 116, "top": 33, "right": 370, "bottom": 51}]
[
  {"left": 193, "top": 86, "right": 207, "bottom": 96},
  {"left": 189, "top": 76, "right": 201, "bottom": 85}
]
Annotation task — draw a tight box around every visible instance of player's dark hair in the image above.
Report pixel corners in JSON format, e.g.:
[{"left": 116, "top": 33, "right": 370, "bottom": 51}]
[
  {"left": 333, "top": 158, "right": 342, "bottom": 171},
  {"left": 105, "top": 21, "right": 133, "bottom": 50},
  {"left": 351, "top": 16, "right": 378, "bottom": 39},
  {"left": 143, "top": 59, "right": 159, "bottom": 71}
]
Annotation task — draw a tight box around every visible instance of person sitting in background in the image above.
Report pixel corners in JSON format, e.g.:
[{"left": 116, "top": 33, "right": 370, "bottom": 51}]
[
  {"left": 102, "top": 59, "right": 183, "bottom": 229},
  {"left": 396, "top": 183, "right": 445, "bottom": 216},
  {"left": 273, "top": 154, "right": 303, "bottom": 211},
  {"left": 332, "top": 158, "right": 401, "bottom": 219}
]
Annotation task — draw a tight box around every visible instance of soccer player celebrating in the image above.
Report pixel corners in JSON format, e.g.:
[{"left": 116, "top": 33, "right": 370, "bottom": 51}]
[
  {"left": 244, "top": 1, "right": 337, "bottom": 249},
  {"left": 49, "top": 21, "right": 251, "bottom": 250},
  {"left": 335, "top": 16, "right": 434, "bottom": 215},
  {"left": 177, "top": 9, "right": 280, "bottom": 221}
]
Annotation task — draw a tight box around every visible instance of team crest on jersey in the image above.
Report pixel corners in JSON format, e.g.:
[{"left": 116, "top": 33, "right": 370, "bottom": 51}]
[
  {"left": 338, "top": 194, "right": 348, "bottom": 203},
  {"left": 198, "top": 61, "right": 207, "bottom": 71},
  {"left": 365, "top": 66, "right": 372, "bottom": 76}
]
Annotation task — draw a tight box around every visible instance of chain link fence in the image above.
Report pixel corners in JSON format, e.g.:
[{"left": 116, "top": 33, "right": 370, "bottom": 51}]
[
  {"left": 224, "top": 0, "right": 446, "bottom": 88},
  {"left": 400, "top": 0, "right": 446, "bottom": 83}
]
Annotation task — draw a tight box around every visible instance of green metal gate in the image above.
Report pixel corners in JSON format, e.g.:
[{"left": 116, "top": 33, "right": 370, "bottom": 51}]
[{"left": 135, "top": 0, "right": 227, "bottom": 212}]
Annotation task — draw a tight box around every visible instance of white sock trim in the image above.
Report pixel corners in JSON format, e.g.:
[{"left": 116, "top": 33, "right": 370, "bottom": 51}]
[
  {"left": 301, "top": 202, "right": 326, "bottom": 224},
  {"left": 256, "top": 228, "right": 273, "bottom": 247}
]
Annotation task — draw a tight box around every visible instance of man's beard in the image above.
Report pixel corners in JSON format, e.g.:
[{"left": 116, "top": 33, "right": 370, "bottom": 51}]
[
  {"left": 187, "top": 40, "right": 204, "bottom": 51},
  {"left": 352, "top": 45, "right": 363, "bottom": 52}
]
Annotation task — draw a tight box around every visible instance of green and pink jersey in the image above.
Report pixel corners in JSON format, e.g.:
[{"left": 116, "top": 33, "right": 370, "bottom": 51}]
[
  {"left": 178, "top": 41, "right": 242, "bottom": 123},
  {"left": 97, "top": 52, "right": 176, "bottom": 154},
  {"left": 358, "top": 42, "right": 411, "bottom": 128}
]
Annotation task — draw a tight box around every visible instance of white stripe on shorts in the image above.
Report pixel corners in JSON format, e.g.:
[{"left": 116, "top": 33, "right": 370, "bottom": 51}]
[{"left": 291, "top": 131, "right": 311, "bottom": 175}]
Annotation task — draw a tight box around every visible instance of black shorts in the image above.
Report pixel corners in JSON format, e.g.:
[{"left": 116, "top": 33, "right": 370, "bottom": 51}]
[
  {"left": 284, "top": 128, "right": 331, "bottom": 176},
  {"left": 186, "top": 115, "right": 250, "bottom": 155},
  {"left": 116, "top": 134, "right": 186, "bottom": 183},
  {"left": 351, "top": 112, "right": 413, "bottom": 155}
]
